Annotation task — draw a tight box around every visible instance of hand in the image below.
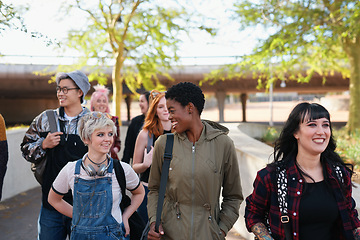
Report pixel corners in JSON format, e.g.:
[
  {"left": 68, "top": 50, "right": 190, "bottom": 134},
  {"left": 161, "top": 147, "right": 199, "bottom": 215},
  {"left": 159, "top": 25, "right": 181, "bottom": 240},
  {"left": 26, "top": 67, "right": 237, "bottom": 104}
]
[
  {"left": 113, "top": 147, "right": 120, "bottom": 153},
  {"left": 122, "top": 217, "right": 130, "bottom": 237},
  {"left": 148, "top": 222, "right": 164, "bottom": 240},
  {"left": 143, "top": 146, "right": 153, "bottom": 168},
  {"left": 42, "top": 132, "right": 63, "bottom": 149}
]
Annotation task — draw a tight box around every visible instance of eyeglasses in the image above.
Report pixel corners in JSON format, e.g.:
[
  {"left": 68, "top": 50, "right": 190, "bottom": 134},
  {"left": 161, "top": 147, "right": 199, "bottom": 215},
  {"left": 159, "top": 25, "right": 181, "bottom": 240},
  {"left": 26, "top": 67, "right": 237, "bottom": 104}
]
[
  {"left": 91, "top": 112, "right": 112, "bottom": 119},
  {"left": 56, "top": 86, "right": 80, "bottom": 94}
]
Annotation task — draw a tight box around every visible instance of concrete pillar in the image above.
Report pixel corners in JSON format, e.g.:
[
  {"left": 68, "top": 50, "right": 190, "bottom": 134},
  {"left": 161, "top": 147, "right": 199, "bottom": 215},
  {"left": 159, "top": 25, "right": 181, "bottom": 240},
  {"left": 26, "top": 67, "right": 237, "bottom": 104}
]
[
  {"left": 215, "top": 91, "right": 226, "bottom": 123},
  {"left": 240, "top": 93, "right": 248, "bottom": 122},
  {"left": 124, "top": 95, "right": 133, "bottom": 122}
]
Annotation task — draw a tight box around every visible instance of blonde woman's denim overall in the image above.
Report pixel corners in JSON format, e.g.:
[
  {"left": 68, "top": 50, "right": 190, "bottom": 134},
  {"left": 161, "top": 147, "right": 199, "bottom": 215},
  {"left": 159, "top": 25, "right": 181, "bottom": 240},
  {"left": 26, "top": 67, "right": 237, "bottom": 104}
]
[{"left": 71, "top": 159, "right": 129, "bottom": 240}]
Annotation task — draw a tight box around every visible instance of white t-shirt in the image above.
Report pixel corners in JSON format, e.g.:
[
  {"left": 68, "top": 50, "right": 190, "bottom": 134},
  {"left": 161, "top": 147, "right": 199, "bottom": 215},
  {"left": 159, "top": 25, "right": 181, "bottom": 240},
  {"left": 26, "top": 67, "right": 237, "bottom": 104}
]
[{"left": 52, "top": 159, "right": 140, "bottom": 224}]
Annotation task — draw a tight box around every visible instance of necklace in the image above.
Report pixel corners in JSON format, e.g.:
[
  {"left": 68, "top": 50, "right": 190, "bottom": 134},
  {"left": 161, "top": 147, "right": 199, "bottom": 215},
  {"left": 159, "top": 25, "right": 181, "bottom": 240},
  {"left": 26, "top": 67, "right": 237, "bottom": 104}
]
[{"left": 87, "top": 155, "right": 107, "bottom": 167}]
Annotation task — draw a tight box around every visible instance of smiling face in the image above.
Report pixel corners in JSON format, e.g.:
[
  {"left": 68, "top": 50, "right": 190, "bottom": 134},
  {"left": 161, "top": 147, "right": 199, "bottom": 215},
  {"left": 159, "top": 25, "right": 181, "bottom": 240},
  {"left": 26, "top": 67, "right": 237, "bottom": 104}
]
[
  {"left": 139, "top": 94, "right": 149, "bottom": 115},
  {"left": 167, "top": 98, "right": 192, "bottom": 133},
  {"left": 294, "top": 116, "right": 331, "bottom": 157},
  {"left": 92, "top": 95, "right": 108, "bottom": 113},
  {"left": 57, "top": 78, "right": 82, "bottom": 107},
  {"left": 84, "top": 126, "right": 114, "bottom": 155},
  {"left": 157, "top": 96, "right": 169, "bottom": 121}
]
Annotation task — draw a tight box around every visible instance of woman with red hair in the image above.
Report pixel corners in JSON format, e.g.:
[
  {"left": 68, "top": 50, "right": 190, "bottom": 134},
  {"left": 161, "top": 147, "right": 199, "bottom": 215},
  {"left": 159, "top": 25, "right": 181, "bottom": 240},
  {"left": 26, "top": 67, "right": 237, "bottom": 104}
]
[
  {"left": 90, "top": 85, "right": 121, "bottom": 160},
  {"left": 132, "top": 90, "right": 172, "bottom": 223}
]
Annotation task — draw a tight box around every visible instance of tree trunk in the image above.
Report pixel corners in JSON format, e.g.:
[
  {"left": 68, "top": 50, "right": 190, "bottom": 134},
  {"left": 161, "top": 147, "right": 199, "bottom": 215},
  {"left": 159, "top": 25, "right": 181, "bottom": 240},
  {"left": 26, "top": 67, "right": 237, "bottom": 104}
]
[
  {"left": 343, "top": 37, "right": 360, "bottom": 133},
  {"left": 112, "top": 55, "right": 123, "bottom": 126}
]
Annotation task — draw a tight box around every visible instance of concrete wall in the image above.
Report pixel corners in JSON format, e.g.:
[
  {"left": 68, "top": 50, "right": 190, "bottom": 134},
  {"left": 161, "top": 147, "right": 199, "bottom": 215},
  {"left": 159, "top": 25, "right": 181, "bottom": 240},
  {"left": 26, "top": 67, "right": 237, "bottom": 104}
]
[
  {"left": 225, "top": 123, "right": 273, "bottom": 240},
  {"left": 2, "top": 129, "right": 39, "bottom": 201}
]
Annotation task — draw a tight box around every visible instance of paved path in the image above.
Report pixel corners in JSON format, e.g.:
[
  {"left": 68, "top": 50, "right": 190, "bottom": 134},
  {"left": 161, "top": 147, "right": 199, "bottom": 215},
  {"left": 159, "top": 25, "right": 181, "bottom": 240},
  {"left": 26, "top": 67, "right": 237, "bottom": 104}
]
[
  {"left": 0, "top": 123, "right": 245, "bottom": 239},
  {"left": 0, "top": 186, "right": 244, "bottom": 239}
]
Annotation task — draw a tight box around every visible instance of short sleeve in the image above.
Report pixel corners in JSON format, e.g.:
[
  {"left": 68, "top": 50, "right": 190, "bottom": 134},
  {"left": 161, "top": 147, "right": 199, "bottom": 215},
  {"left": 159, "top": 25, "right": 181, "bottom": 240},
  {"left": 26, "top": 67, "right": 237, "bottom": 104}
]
[
  {"left": 52, "top": 162, "right": 74, "bottom": 195},
  {"left": 121, "top": 162, "right": 140, "bottom": 191}
]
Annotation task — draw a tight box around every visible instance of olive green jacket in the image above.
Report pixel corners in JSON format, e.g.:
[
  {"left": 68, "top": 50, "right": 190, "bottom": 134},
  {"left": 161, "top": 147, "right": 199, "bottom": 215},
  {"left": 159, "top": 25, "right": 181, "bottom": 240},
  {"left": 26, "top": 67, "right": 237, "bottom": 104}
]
[{"left": 148, "top": 120, "right": 243, "bottom": 240}]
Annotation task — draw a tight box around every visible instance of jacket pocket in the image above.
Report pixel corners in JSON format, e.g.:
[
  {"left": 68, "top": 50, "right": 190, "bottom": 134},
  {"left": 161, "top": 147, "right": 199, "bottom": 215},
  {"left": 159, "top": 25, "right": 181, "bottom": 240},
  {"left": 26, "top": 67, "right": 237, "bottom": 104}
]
[
  {"left": 77, "top": 190, "right": 107, "bottom": 218},
  {"left": 204, "top": 203, "right": 225, "bottom": 240}
]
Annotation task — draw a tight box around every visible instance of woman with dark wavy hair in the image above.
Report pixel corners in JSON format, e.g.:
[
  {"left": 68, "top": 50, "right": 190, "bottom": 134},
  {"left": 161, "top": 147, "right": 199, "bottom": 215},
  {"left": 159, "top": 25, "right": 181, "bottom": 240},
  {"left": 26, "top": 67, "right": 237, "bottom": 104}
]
[{"left": 245, "top": 102, "right": 360, "bottom": 240}]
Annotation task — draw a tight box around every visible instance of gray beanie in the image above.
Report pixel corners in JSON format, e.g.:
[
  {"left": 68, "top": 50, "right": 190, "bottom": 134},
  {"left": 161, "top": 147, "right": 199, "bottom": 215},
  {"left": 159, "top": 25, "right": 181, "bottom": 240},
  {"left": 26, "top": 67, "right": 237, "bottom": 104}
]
[{"left": 56, "top": 70, "right": 91, "bottom": 103}]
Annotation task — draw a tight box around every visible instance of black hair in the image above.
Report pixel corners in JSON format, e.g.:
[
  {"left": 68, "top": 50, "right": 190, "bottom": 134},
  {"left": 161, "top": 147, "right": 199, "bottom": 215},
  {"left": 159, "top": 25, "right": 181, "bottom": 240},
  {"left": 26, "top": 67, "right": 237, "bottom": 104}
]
[
  {"left": 273, "top": 102, "right": 353, "bottom": 177},
  {"left": 141, "top": 91, "right": 150, "bottom": 104},
  {"left": 165, "top": 82, "right": 205, "bottom": 115}
]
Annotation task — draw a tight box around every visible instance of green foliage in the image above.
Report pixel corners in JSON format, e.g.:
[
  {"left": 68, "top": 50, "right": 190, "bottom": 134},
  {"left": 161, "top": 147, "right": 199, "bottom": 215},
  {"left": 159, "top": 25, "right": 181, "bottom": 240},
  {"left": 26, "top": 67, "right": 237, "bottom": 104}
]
[
  {"left": 211, "top": 0, "right": 359, "bottom": 82},
  {"left": 334, "top": 127, "right": 360, "bottom": 168},
  {"left": 59, "top": 0, "right": 213, "bottom": 91},
  {"left": 0, "top": 1, "right": 26, "bottom": 33},
  {"left": 204, "top": 0, "right": 360, "bottom": 132},
  {"left": 52, "top": 0, "right": 216, "bottom": 119},
  {"left": 261, "top": 127, "right": 279, "bottom": 145}
]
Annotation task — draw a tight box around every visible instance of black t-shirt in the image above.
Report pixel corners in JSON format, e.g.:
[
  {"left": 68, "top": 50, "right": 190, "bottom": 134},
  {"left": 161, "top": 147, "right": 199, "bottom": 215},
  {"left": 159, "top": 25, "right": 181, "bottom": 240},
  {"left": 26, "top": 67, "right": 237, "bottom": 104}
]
[
  {"left": 299, "top": 180, "right": 339, "bottom": 240},
  {"left": 140, "top": 129, "right": 172, "bottom": 183},
  {"left": 121, "top": 114, "right": 145, "bottom": 164}
]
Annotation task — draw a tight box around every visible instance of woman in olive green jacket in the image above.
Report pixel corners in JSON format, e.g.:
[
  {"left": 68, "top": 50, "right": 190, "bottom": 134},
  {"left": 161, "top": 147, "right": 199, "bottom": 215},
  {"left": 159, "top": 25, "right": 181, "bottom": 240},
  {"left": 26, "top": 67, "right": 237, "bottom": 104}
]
[{"left": 147, "top": 82, "right": 243, "bottom": 240}]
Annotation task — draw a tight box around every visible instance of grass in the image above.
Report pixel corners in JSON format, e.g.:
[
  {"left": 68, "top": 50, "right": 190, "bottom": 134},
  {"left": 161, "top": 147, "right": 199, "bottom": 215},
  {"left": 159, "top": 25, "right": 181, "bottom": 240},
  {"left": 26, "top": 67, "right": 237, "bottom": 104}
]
[{"left": 7, "top": 124, "right": 29, "bottom": 131}]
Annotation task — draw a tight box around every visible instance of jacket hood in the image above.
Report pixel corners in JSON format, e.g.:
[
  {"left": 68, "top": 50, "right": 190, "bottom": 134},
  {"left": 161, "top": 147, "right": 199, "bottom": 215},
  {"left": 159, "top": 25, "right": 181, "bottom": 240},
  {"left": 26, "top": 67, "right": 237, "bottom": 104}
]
[
  {"left": 202, "top": 119, "right": 229, "bottom": 140},
  {"left": 176, "top": 119, "right": 229, "bottom": 142}
]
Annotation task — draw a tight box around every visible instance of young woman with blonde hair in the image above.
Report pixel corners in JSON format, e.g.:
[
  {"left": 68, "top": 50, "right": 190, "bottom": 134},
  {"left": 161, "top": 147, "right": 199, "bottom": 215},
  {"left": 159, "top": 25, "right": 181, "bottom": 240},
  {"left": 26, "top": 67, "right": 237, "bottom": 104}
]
[{"left": 48, "top": 112, "right": 144, "bottom": 239}]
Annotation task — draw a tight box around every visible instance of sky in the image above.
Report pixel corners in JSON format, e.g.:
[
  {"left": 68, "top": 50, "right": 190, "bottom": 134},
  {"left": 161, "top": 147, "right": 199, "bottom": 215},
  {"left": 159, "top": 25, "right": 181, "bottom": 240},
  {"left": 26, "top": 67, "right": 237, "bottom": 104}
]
[{"left": 0, "top": 0, "right": 267, "bottom": 65}]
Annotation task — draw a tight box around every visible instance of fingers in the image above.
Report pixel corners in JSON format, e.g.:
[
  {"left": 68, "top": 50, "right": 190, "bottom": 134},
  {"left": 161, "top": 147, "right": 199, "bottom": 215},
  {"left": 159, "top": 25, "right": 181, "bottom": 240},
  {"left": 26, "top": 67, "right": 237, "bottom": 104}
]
[
  {"left": 143, "top": 148, "right": 153, "bottom": 168},
  {"left": 124, "top": 223, "right": 130, "bottom": 237},
  {"left": 147, "top": 222, "right": 164, "bottom": 240},
  {"left": 158, "top": 224, "right": 164, "bottom": 235},
  {"left": 42, "top": 132, "right": 63, "bottom": 149}
]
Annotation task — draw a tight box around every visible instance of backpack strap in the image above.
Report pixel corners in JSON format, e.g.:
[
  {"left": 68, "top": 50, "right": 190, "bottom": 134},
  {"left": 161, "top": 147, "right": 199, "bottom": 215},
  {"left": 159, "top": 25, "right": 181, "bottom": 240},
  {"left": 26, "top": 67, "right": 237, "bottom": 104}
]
[
  {"left": 113, "top": 158, "right": 131, "bottom": 211},
  {"left": 155, "top": 133, "right": 174, "bottom": 232},
  {"left": 146, "top": 133, "right": 154, "bottom": 153},
  {"left": 276, "top": 165, "right": 292, "bottom": 240},
  {"left": 45, "top": 110, "right": 57, "bottom": 133}
]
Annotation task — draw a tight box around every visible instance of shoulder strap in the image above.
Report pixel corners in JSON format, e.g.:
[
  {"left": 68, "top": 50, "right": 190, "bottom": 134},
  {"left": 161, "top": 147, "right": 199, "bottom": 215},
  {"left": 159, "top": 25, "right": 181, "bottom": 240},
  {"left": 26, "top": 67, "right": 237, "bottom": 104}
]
[
  {"left": 46, "top": 110, "right": 57, "bottom": 133},
  {"left": 146, "top": 133, "right": 154, "bottom": 153},
  {"left": 276, "top": 166, "right": 292, "bottom": 240},
  {"left": 155, "top": 133, "right": 174, "bottom": 232},
  {"left": 113, "top": 158, "right": 129, "bottom": 211}
]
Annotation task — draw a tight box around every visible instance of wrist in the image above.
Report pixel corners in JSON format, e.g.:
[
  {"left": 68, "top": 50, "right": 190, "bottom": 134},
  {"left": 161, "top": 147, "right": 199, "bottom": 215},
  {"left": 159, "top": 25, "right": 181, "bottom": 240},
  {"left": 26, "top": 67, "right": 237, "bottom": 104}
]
[{"left": 41, "top": 139, "right": 47, "bottom": 150}]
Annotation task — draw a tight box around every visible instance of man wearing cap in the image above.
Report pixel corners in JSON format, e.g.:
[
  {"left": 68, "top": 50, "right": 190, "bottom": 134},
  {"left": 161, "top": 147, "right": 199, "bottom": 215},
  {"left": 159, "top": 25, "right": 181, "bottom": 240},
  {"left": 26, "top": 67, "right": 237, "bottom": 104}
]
[{"left": 21, "top": 70, "right": 91, "bottom": 240}]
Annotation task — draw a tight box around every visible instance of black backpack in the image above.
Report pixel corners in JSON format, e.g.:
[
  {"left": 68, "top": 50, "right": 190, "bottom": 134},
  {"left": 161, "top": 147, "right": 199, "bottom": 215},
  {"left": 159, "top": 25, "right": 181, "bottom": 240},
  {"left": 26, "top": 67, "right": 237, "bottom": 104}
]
[{"left": 113, "top": 159, "right": 146, "bottom": 240}]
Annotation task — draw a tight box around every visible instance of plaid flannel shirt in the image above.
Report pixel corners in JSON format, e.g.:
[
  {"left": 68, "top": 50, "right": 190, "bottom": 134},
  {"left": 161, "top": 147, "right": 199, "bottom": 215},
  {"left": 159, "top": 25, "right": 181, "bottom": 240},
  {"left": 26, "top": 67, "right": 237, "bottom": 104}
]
[{"left": 245, "top": 159, "right": 360, "bottom": 240}]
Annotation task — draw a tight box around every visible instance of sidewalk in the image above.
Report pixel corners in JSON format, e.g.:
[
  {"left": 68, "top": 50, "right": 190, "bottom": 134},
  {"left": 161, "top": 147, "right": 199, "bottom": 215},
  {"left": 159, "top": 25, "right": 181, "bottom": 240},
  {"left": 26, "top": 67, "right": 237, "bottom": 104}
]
[
  {"left": 0, "top": 186, "right": 244, "bottom": 239},
  {"left": 0, "top": 122, "right": 245, "bottom": 239}
]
